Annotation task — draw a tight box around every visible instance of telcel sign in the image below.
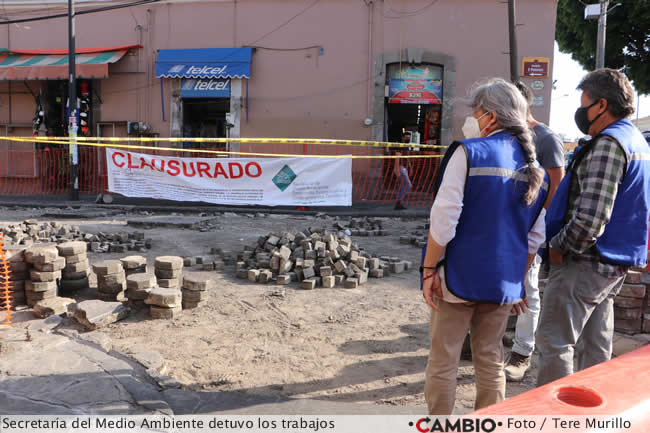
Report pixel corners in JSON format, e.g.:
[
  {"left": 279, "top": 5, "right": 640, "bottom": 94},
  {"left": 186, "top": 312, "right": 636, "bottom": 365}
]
[{"left": 181, "top": 78, "right": 231, "bottom": 98}]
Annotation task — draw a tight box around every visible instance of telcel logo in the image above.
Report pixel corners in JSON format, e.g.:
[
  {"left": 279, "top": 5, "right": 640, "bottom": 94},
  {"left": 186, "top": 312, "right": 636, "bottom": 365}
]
[
  {"left": 411, "top": 417, "right": 498, "bottom": 432},
  {"left": 187, "top": 65, "right": 228, "bottom": 76}
]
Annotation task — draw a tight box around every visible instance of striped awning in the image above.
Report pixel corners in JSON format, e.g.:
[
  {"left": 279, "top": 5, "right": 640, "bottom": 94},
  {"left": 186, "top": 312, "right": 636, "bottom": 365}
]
[{"left": 0, "top": 45, "right": 141, "bottom": 80}]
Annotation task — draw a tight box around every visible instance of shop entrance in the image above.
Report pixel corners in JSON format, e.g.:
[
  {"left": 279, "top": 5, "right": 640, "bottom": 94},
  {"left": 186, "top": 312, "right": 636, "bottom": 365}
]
[
  {"left": 182, "top": 98, "right": 230, "bottom": 148},
  {"left": 383, "top": 63, "right": 444, "bottom": 191}
]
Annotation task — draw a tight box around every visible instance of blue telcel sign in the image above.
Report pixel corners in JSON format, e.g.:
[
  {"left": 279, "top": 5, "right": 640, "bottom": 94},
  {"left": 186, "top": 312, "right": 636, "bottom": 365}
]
[{"left": 181, "top": 78, "right": 231, "bottom": 98}]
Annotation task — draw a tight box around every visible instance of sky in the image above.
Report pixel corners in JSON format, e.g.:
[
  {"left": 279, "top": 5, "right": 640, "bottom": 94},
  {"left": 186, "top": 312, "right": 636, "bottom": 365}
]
[{"left": 549, "top": 42, "right": 650, "bottom": 140}]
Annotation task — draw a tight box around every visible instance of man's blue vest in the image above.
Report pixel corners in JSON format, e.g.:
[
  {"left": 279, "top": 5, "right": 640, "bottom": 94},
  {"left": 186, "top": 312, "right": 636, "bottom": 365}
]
[
  {"left": 443, "top": 131, "right": 548, "bottom": 304},
  {"left": 546, "top": 119, "right": 650, "bottom": 266}
]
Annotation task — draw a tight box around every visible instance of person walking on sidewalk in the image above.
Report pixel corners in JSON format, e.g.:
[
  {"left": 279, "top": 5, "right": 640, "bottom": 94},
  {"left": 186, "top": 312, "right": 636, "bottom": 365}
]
[
  {"left": 422, "top": 78, "right": 548, "bottom": 414},
  {"left": 503, "top": 82, "right": 566, "bottom": 382},
  {"left": 537, "top": 69, "right": 650, "bottom": 386},
  {"left": 394, "top": 132, "right": 413, "bottom": 210}
]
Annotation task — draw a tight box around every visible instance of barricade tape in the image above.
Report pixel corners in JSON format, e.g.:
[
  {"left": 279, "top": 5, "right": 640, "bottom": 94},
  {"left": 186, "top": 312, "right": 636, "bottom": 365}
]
[
  {"left": 2, "top": 137, "right": 445, "bottom": 159},
  {"left": 15, "top": 135, "right": 448, "bottom": 150}
]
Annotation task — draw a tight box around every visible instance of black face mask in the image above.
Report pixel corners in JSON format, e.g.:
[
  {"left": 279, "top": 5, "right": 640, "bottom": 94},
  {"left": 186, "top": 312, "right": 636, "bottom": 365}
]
[{"left": 574, "top": 100, "right": 604, "bottom": 135}]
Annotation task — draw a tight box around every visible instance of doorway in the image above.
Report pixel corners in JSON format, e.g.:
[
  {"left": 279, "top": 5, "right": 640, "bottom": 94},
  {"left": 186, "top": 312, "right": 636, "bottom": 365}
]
[{"left": 182, "top": 98, "right": 230, "bottom": 148}]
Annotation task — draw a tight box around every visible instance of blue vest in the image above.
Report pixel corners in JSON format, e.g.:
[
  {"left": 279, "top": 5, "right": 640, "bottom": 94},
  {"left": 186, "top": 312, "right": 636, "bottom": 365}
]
[
  {"left": 546, "top": 119, "right": 650, "bottom": 266},
  {"left": 443, "top": 132, "right": 548, "bottom": 304}
]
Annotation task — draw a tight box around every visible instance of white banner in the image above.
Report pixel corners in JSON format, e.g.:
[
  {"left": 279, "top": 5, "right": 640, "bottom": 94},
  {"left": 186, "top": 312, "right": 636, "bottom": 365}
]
[{"left": 106, "top": 149, "right": 352, "bottom": 206}]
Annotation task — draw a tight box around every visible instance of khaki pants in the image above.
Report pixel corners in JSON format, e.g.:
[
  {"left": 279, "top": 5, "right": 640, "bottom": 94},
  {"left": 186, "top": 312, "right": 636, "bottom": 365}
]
[{"left": 424, "top": 299, "right": 512, "bottom": 415}]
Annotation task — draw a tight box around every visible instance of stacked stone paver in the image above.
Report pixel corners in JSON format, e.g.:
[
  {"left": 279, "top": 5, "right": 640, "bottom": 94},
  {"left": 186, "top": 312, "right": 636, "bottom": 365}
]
[
  {"left": 24, "top": 245, "right": 60, "bottom": 306},
  {"left": 93, "top": 260, "right": 126, "bottom": 302},
  {"left": 3, "top": 247, "right": 28, "bottom": 307},
  {"left": 126, "top": 272, "right": 157, "bottom": 309},
  {"left": 57, "top": 241, "right": 90, "bottom": 293},
  {"left": 145, "top": 287, "right": 182, "bottom": 319},
  {"left": 182, "top": 272, "right": 214, "bottom": 309},
  {"left": 154, "top": 256, "right": 183, "bottom": 290}
]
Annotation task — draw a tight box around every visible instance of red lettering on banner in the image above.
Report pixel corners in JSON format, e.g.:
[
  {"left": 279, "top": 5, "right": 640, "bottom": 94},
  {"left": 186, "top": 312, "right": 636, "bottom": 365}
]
[
  {"left": 140, "top": 157, "right": 155, "bottom": 171},
  {"left": 212, "top": 163, "right": 229, "bottom": 179},
  {"left": 155, "top": 159, "right": 166, "bottom": 172},
  {"left": 112, "top": 152, "right": 125, "bottom": 168},
  {"left": 245, "top": 162, "right": 262, "bottom": 178},
  {"left": 196, "top": 162, "right": 211, "bottom": 178},
  {"left": 228, "top": 162, "right": 243, "bottom": 179},
  {"left": 127, "top": 153, "right": 140, "bottom": 169},
  {"left": 182, "top": 161, "right": 197, "bottom": 177},
  {"left": 167, "top": 160, "right": 181, "bottom": 176}
]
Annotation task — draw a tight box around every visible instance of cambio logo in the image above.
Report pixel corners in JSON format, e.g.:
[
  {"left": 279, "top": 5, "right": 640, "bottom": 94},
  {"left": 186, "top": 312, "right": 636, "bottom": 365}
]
[{"left": 409, "top": 417, "right": 499, "bottom": 432}]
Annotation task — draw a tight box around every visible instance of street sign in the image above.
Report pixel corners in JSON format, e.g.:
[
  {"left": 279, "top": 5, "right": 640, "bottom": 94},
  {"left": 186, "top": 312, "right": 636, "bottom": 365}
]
[
  {"left": 531, "top": 80, "right": 544, "bottom": 90},
  {"left": 522, "top": 57, "right": 550, "bottom": 79}
]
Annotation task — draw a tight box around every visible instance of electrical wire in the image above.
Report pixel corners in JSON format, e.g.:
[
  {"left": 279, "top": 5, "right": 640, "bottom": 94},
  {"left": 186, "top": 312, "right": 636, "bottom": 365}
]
[
  {"left": 0, "top": 0, "right": 160, "bottom": 25},
  {"left": 384, "top": 0, "right": 440, "bottom": 18},
  {"left": 242, "top": 45, "right": 323, "bottom": 52},
  {"left": 246, "top": 0, "right": 320, "bottom": 46}
]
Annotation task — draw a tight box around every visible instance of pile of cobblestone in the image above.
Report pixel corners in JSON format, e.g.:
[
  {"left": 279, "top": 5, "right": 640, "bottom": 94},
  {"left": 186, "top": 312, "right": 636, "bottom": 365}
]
[
  {"left": 237, "top": 228, "right": 412, "bottom": 289},
  {"left": 333, "top": 217, "right": 391, "bottom": 237}
]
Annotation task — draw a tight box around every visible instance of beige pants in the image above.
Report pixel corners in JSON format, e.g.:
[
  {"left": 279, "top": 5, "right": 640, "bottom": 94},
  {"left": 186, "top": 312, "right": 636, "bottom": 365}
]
[{"left": 424, "top": 299, "right": 512, "bottom": 414}]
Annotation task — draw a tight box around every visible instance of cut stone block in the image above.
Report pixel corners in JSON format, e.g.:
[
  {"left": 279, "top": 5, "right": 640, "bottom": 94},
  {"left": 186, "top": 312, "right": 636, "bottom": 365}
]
[
  {"left": 344, "top": 277, "right": 359, "bottom": 289},
  {"left": 97, "top": 271, "right": 126, "bottom": 286},
  {"left": 33, "top": 257, "right": 66, "bottom": 272},
  {"left": 335, "top": 274, "right": 345, "bottom": 285},
  {"left": 259, "top": 270, "right": 273, "bottom": 283},
  {"left": 127, "top": 273, "right": 157, "bottom": 290},
  {"left": 33, "top": 297, "right": 75, "bottom": 318},
  {"left": 618, "top": 284, "right": 646, "bottom": 299},
  {"left": 68, "top": 300, "right": 128, "bottom": 331},
  {"left": 248, "top": 269, "right": 260, "bottom": 282},
  {"left": 182, "top": 273, "right": 215, "bottom": 291},
  {"left": 93, "top": 260, "right": 124, "bottom": 276},
  {"left": 24, "top": 245, "right": 59, "bottom": 264},
  {"left": 120, "top": 255, "right": 147, "bottom": 270},
  {"left": 355, "top": 257, "right": 367, "bottom": 269},
  {"left": 154, "top": 256, "right": 184, "bottom": 270},
  {"left": 29, "top": 270, "right": 61, "bottom": 282},
  {"left": 625, "top": 271, "right": 642, "bottom": 284},
  {"left": 59, "top": 277, "right": 90, "bottom": 293},
  {"left": 319, "top": 266, "right": 333, "bottom": 277},
  {"left": 334, "top": 260, "right": 347, "bottom": 273},
  {"left": 96, "top": 291, "right": 126, "bottom": 303},
  {"left": 277, "top": 274, "right": 291, "bottom": 285},
  {"left": 391, "top": 262, "right": 406, "bottom": 274},
  {"left": 322, "top": 275, "right": 336, "bottom": 288},
  {"left": 279, "top": 259, "right": 293, "bottom": 274},
  {"left": 4, "top": 247, "right": 25, "bottom": 262},
  {"left": 155, "top": 268, "right": 183, "bottom": 279},
  {"left": 157, "top": 278, "right": 180, "bottom": 289},
  {"left": 127, "top": 287, "right": 152, "bottom": 301},
  {"left": 356, "top": 270, "right": 369, "bottom": 284},
  {"left": 150, "top": 305, "right": 182, "bottom": 320},
  {"left": 302, "top": 267, "right": 316, "bottom": 279},
  {"left": 182, "top": 289, "right": 206, "bottom": 303},
  {"left": 62, "top": 268, "right": 90, "bottom": 280},
  {"left": 614, "top": 306, "right": 642, "bottom": 321},
  {"left": 25, "top": 280, "right": 57, "bottom": 293},
  {"left": 64, "top": 252, "right": 88, "bottom": 265},
  {"left": 614, "top": 296, "right": 644, "bottom": 308},
  {"left": 64, "top": 259, "right": 90, "bottom": 273},
  {"left": 182, "top": 300, "right": 201, "bottom": 310},
  {"left": 302, "top": 278, "right": 317, "bottom": 290},
  {"left": 369, "top": 268, "right": 384, "bottom": 278},
  {"left": 183, "top": 257, "right": 196, "bottom": 267},
  {"left": 236, "top": 269, "right": 248, "bottom": 279},
  {"left": 7, "top": 261, "right": 28, "bottom": 273},
  {"left": 56, "top": 241, "right": 87, "bottom": 256},
  {"left": 145, "top": 288, "right": 182, "bottom": 307},
  {"left": 614, "top": 318, "right": 642, "bottom": 335},
  {"left": 26, "top": 289, "right": 56, "bottom": 306},
  {"left": 97, "top": 280, "right": 127, "bottom": 294}
]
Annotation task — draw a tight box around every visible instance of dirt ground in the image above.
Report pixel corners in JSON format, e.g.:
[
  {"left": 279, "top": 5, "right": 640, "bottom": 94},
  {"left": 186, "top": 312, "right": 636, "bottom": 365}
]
[{"left": 0, "top": 206, "right": 537, "bottom": 413}]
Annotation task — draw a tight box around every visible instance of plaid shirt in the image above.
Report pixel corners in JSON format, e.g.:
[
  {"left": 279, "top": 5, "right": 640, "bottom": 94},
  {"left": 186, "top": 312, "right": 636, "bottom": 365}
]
[{"left": 550, "top": 135, "right": 628, "bottom": 277}]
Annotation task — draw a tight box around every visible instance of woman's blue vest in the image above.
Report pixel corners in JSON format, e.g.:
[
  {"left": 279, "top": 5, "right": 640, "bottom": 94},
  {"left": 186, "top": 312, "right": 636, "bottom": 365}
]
[
  {"left": 429, "top": 132, "right": 548, "bottom": 304},
  {"left": 546, "top": 119, "right": 650, "bottom": 266}
]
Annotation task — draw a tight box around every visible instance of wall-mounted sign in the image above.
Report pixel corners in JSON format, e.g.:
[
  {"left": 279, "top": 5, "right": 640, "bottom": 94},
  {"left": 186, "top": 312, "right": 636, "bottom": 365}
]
[
  {"left": 531, "top": 80, "right": 544, "bottom": 90},
  {"left": 388, "top": 79, "right": 442, "bottom": 104},
  {"left": 181, "top": 78, "right": 230, "bottom": 98},
  {"left": 522, "top": 57, "right": 550, "bottom": 79},
  {"left": 533, "top": 96, "right": 545, "bottom": 107}
]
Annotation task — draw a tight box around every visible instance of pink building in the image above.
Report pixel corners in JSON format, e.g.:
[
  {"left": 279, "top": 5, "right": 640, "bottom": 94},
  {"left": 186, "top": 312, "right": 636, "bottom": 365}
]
[{"left": 0, "top": 0, "right": 559, "bottom": 190}]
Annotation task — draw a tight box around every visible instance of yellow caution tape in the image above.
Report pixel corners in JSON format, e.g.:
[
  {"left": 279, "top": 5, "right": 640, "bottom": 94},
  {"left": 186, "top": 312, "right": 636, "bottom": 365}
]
[
  {"left": 7, "top": 135, "right": 447, "bottom": 150},
  {"left": 2, "top": 136, "right": 444, "bottom": 159}
]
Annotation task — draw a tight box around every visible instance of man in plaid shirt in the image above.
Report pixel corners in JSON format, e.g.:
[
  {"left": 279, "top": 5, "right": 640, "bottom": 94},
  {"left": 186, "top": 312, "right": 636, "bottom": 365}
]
[{"left": 537, "top": 69, "right": 650, "bottom": 386}]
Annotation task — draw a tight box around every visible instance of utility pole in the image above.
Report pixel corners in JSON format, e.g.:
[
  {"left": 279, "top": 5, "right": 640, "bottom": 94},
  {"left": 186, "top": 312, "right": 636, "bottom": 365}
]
[
  {"left": 507, "top": 0, "right": 519, "bottom": 83},
  {"left": 595, "top": 0, "right": 609, "bottom": 69},
  {"left": 68, "top": 0, "right": 79, "bottom": 200}
]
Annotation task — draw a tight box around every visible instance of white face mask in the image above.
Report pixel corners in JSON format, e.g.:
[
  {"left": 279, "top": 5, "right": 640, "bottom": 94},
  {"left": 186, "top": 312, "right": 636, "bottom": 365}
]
[{"left": 461, "top": 111, "right": 490, "bottom": 139}]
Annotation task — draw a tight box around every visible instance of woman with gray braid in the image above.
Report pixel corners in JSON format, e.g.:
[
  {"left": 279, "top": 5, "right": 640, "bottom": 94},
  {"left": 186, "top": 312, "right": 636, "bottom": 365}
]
[{"left": 420, "top": 78, "right": 548, "bottom": 414}]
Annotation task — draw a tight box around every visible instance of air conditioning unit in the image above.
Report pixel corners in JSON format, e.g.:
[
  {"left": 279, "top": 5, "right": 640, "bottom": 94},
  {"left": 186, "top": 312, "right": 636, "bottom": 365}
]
[{"left": 127, "top": 121, "right": 152, "bottom": 135}]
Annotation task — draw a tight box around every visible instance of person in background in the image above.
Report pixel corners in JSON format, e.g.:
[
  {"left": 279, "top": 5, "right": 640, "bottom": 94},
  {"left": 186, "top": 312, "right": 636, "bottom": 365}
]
[
  {"left": 502, "top": 82, "right": 566, "bottom": 382},
  {"left": 537, "top": 68, "right": 650, "bottom": 386},
  {"left": 394, "top": 131, "right": 413, "bottom": 210},
  {"left": 422, "top": 78, "right": 548, "bottom": 414}
]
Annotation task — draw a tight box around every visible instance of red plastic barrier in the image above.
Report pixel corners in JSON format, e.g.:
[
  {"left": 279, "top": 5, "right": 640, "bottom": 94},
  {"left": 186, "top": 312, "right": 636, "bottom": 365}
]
[{"left": 473, "top": 344, "right": 650, "bottom": 432}]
